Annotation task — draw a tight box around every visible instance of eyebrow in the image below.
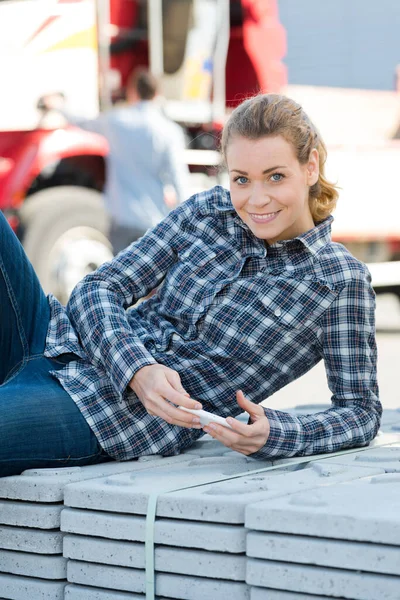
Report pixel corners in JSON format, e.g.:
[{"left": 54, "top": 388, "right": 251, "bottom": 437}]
[{"left": 230, "top": 166, "right": 287, "bottom": 175}]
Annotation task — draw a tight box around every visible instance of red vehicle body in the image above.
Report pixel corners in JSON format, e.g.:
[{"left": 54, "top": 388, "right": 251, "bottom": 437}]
[{"left": 0, "top": 0, "right": 286, "bottom": 302}]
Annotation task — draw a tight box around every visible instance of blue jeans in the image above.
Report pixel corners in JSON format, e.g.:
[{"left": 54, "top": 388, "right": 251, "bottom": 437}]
[{"left": 0, "top": 210, "right": 112, "bottom": 477}]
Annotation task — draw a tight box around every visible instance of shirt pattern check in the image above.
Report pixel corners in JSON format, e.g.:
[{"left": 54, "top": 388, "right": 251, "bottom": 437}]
[{"left": 45, "top": 186, "right": 381, "bottom": 460}]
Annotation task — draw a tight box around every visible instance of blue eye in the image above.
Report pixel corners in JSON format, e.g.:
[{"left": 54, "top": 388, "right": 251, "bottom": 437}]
[
  {"left": 271, "top": 173, "right": 284, "bottom": 182},
  {"left": 234, "top": 176, "right": 249, "bottom": 185}
]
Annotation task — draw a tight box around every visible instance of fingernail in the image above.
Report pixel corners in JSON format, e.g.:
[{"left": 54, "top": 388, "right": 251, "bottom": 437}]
[
  {"left": 192, "top": 417, "right": 201, "bottom": 424},
  {"left": 194, "top": 403, "right": 202, "bottom": 410},
  {"left": 209, "top": 423, "right": 217, "bottom": 430}
]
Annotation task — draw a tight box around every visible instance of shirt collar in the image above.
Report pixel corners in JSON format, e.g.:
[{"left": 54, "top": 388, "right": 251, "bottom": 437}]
[{"left": 199, "top": 186, "right": 333, "bottom": 256}]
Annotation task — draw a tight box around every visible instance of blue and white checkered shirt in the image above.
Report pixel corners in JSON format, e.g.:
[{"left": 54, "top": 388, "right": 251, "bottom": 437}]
[{"left": 44, "top": 186, "right": 381, "bottom": 460}]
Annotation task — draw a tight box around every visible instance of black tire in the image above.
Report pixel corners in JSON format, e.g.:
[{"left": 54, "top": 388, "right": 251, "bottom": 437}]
[{"left": 20, "top": 186, "right": 113, "bottom": 303}]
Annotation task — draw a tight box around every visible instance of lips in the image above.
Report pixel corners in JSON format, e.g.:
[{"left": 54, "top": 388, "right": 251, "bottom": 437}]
[{"left": 249, "top": 211, "right": 280, "bottom": 224}]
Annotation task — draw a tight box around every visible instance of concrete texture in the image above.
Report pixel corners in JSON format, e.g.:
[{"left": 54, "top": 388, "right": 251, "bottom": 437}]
[
  {"left": 245, "top": 471, "right": 400, "bottom": 545},
  {"left": 247, "top": 531, "right": 400, "bottom": 575},
  {"left": 63, "top": 460, "right": 386, "bottom": 524},
  {"left": 246, "top": 558, "right": 400, "bottom": 600},
  {"left": 0, "top": 549, "right": 66, "bottom": 579},
  {"left": 65, "top": 585, "right": 175, "bottom": 599},
  {"left": 0, "top": 455, "right": 196, "bottom": 503},
  {"left": 63, "top": 535, "right": 246, "bottom": 580},
  {"left": 61, "top": 508, "right": 246, "bottom": 553},
  {"left": 0, "top": 525, "right": 63, "bottom": 554},
  {"left": 67, "top": 561, "right": 251, "bottom": 599},
  {"left": 250, "top": 589, "right": 355, "bottom": 600},
  {"left": 0, "top": 573, "right": 65, "bottom": 599},
  {"left": 0, "top": 500, "right": 62, "bottom": 529}
]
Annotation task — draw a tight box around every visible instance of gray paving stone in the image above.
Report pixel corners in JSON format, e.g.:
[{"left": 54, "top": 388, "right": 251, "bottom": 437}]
[
  {"left": 63, "top": 459, "right": 385, "bottom": 524},
  {"left": 322, "top": 444, "right": 400, "bottom": 472},
  {"left": 0, "top": 499, "right": 62, "bottom": 529},
  {"left": 65, "top": 584, "right": 175, "bottom": 599},
  {"left": 63, "top": 535, "right": 246, "bottom": 580},
  {"left": 0, "top": 525, "right": 63, "bottom": 554},
  {"left": 61, "top": 508, "right": 245, "bottom": 552},
  {"left": 245, "top": 471, "right": 400, "bottom": 545},
  {"left": 250, "top": 589, "right": 352, "bottom": 600},
  {"left": 0, "top": 573, "right": 65, "bottom": 599},
  {"left": 247, "top": 531, "right": 400, "bottom": 576},
  {"left": 63, "top": 454, "right": 279, "bottom": 520},
  {"left": 67, "top": 560, "right": 251, "bottom": 599},
  {"left": 0, "top": 549, "right": 66, "bottom": 579},
  {"left": 246, "top": 559, "right": 400, "bottom": 600},
  {"left": 0, "top": 455, "right": 196, "bottom": 503}
]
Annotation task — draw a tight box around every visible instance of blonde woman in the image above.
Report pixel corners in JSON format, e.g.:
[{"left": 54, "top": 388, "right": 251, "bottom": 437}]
[{"left": 0, "top": 94, "right": 380, "bottom": 475}]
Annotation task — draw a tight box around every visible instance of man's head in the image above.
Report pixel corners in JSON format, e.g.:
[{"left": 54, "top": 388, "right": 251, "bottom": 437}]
[{"left": 126, "top": 68, "right": 159, "bottom": 103}]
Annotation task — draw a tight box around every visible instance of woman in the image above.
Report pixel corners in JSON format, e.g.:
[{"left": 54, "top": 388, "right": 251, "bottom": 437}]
[{"left": 0, "top": 94, "right": 381, "bottom": 477}]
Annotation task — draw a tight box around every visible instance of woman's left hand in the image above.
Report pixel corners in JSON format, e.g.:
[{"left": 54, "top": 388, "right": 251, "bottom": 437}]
[{"left": 203, "top": 390, "right": 270, "bottom": 455}]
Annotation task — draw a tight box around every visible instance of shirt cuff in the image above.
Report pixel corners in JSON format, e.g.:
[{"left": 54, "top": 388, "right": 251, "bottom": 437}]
[
  {"left": 249, "top": 407, "right": 306, "bottom": 460},
  {"left": 105, "top": 336, "right": 157, "bottom": 395}
]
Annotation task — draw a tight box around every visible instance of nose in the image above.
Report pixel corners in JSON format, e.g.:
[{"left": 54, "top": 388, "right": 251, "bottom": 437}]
[{"left": 249, "top": 182, "right": 272, "bottom": 207}]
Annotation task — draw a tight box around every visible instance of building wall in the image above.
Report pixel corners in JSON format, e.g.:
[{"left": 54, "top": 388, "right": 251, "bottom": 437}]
[{"left": 278, "top": 0, "right": 400, "bottom": 90}]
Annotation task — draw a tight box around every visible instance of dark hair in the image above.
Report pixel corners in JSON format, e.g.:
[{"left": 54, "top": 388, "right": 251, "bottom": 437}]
[
  {"left": 221, "top": 94, "right": 339, "bottom": 222},
  {"left": 127, "top": 68, "right": 159, "bottom": 100}
]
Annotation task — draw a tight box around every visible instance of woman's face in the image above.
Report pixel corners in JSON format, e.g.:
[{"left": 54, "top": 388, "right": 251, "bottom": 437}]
[{"left": 226, "top": 135, "right": 319, "bottom": 244}]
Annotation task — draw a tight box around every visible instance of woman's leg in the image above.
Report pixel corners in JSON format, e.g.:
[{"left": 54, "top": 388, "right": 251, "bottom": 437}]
[
  {"left": 0, "top": 356, "right": 112, "bottom": 477},
  {"left": 0, "top": 211, "right": 50, "bottom": 383}
]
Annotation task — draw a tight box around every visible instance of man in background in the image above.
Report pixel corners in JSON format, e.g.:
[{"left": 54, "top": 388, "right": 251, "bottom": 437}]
[{"left": 44, "top": 69, "right": 189, "bottom": 254}]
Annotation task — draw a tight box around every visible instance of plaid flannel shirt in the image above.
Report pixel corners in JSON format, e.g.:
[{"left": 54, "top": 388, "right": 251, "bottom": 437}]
[{"left": 45, "top": 186, "right": 381, "bottom": 460}]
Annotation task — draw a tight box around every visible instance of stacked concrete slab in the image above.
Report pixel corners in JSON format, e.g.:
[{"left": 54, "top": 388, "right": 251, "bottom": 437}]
[
  {"left": 60, "top": 435, "right": 399, "bottom": 600},
  {"left": 0, "top": 450, "right": 218, "bottom": 600},
  {"left": 246, "top": 445, "right": 400, "bottom": 600}
]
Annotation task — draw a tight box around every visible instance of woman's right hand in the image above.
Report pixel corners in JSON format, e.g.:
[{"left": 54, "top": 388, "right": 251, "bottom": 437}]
[{"left": 129, "top": 364, "right": 203, "bottom": 428}]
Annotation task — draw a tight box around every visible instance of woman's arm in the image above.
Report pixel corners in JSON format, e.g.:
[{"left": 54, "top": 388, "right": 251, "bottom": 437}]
[
  {"left": 66, "top": 202, "right": 190, "bottom": 396},
  {"left": 205, "top": 269, "right": 381, "bottom": 459},
  {"left": 251, "top": 270, "right": 381, "bottom": 458}
]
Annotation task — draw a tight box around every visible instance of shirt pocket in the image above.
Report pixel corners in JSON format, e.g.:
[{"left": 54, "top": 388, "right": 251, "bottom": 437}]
[{"left": 250, "top": 278, "right": 341, "bottom": 345}]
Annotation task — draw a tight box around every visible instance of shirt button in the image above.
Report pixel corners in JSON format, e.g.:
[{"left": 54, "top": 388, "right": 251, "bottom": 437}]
[{"left": 274, "top": 308, "right": 282, "bottom": 317}]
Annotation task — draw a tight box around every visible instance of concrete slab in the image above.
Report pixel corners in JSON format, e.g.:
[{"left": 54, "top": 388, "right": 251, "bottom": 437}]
[
  {"left": 0, "top": 455, "right": 197, "bottom": 503},
  {"left": 61, "top": 508, "right": 245, "bottom": 553},
  {"left": 0, "top": 499, "right": 62, "bottom": 529},
  {"left": 246, "top": 558, "right": 400, "bottom": 600},
  {"left": 63, "top": 454, "right": 281, "bottom": 521},
  {"left": 63, "top": 460, "right": 385, "bottom": 524},
  {"left": 0, "top": 549, "right": 66, "bottom": 579},
  {"left": 245, "top": 471, "right": 400, "bottom": 545},
  {"left": 67, "top": 561, "right": 251, "bottom": 599},
  {"left": 65, "top": 585, "right": 174, "bottom": 599},
  {"left": 0, "top": 525, "right": 63, "bottom": 554},
  {"left": 250, "top": 589, "right": 353, "bottom": 600},
  {"left": 247, "top": 531, "right": 400, "bottom": 575},
  {"left": 0, "top": 572, "right": 65, "bottom": 599},
  {"left": 63, "top": 535, "right": 246, "bottom": 580},
  {"left": 321, "top": 444, "right": 400, "bottom": 472}
]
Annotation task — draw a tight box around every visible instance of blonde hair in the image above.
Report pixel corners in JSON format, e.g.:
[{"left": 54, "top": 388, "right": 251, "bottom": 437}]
[{"left": 221, "top": 94, "right": 338, "bottom": 222}]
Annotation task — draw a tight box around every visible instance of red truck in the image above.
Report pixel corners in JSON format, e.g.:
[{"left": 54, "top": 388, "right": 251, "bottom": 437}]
[{"left": 0, "top": 0, "right": 286, "bottom": 303}]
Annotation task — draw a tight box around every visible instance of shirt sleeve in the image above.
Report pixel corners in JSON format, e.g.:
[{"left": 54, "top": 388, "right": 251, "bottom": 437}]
[
  {"left": 160, "top": 124, "right": 190, "bottom": 203},
  {"left": 251, "top": 269, "right": 382, "bottom": 459},
  {"left": 60, "top": 109, "right": 108, "bottom": 137},
  {"left": 66, "top": 201, "right": 191, "bottom": 395}
]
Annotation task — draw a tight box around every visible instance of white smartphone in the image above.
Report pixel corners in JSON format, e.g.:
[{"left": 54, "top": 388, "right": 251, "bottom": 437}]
[{"left": 178, "top": 406, "right": 233, "bottom": 429}]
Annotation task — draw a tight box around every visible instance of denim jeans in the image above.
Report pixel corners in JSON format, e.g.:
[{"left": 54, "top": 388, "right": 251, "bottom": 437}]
[{"left": 0, "top": 210, "right": 112, "bottom": 477}]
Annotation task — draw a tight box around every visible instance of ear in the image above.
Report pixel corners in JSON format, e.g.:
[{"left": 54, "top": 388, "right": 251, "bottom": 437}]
[{"left": 306, "top": 148, "right": 319, "bottom": 186}]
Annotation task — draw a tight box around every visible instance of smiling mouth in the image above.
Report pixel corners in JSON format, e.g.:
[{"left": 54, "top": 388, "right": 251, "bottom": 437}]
[{"left": 249, "top": 211, "right": 281, "bottom": 223}]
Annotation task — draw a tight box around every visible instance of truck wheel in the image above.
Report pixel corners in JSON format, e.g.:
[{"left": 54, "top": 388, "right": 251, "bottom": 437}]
[{"left": 20, "top": 186, "right": 114, "bottom": 304}]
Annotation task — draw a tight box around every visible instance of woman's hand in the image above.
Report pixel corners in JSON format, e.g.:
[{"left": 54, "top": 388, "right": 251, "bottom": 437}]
[
  {"left": 129, "top": 364, "right": 203, "bottom": 429},
  {"left": 203, "top": 390, "right": 270, "bottom": 455}
]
